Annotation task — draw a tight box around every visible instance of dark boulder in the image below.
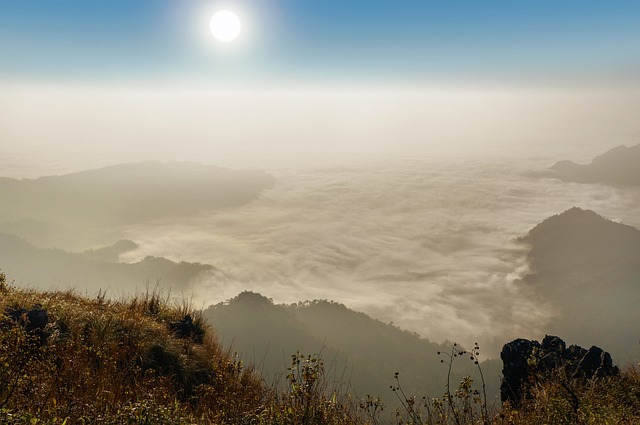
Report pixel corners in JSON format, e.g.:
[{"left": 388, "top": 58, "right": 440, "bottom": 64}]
[
  {"left": 25, "top": 309, "right": 49, "bottom": 333},
  {"left": 565, "top": 344, "right": 588, "bottom": 362},
  {"left": 578, "top": 346, "right": 616, "bottom": 379},
  {"left": 4, "top": 306, "right": 50, "bottom": 345},
  {"left": 500, "top": 335, "right": 618, "bottom": 406},
  {"left": 500, "top": 338, "right": 540, "bottom": 405},
  {"left": 538, "top": 334, "right": 566, "bottom": 371}
]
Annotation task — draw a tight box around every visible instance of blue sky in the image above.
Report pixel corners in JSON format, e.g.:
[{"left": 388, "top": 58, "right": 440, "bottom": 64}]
[{"left": 1, "top": 0, "right": 639, "bottom": 84}]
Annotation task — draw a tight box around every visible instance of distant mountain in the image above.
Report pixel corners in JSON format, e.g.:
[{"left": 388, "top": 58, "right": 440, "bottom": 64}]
[
  {"left": 547, "top": 143, "right": 640, "bottom": 186},
  {"left": 0, "top": 233, "right": 213, "bottom": 294},
  {"left": 0, "top": 161, "right": 276, "bottom": 227},
  {"left": 204, "top": 292, "right": 501, "bottom": 406},
  {"left": 0, "top": 218, "right": 79, "bottom": 250},
  {"left": 79, "top": 239, "right": 139, "bottom": 262},
  {"left": 519, "top": 207, "right": 640, "bottom": 363}
]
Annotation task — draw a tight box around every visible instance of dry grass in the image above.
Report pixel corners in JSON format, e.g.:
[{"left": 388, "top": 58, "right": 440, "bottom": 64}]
[
  {"left": 391, "top": 349, "right": 640, "bottom": 425},
  {"left": 498, "top": 366, "right": 640, "bottom": 425},
  {"left": 2, "top": 271, "right": 639, "bottom": 425},
  {"left": 0, "top": 272, "right": 367, "bottom": 424}
]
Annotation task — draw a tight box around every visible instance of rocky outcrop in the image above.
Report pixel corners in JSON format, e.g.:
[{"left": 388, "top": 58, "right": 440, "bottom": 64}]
[{"left": 500, "top": 335, "right": 618, "bottom": 405}]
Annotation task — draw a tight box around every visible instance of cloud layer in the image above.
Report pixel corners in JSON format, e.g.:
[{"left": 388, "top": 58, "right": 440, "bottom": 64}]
[
  {"left": 119, "top": 157, "right": 640, "bottom": 357},
  {"left": 3, "top": 83, "right": 640, "bottom": 358}
]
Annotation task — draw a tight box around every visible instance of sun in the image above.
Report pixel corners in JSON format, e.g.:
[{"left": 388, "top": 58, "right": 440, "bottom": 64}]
[{"left": 210, "top": 10, "right": 242, "bottom": 43}]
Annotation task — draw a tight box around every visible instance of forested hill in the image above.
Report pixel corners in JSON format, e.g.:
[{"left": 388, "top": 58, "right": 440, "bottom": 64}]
[
  {"left": 204, "top": 292, "right": 501, "bottom": 403},
  {"left": 519, "top": 207, "right": 640, "bottom": 363}
]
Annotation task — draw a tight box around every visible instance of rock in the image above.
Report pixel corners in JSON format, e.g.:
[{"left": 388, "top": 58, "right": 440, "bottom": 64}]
[
  {"left": 578, "top": 346, "right": 616, "bottom": 379},
  {"left": 25, "top": 309, "right": 49, "bottom": 333},
  {"left": 500, "top": 335, "right": 619, "bottom": 406},
  {"left": 538, "top": 335, "right": 565, "bottom": 371},
  {"left": 565, "top": 344, "right": 587, "bottom": 362},
  {"left": 500, "top": 338, "right": 540, "bottom": 405},
  {"left": 4, "top": 306, "right": 50, "bottom": 345}
]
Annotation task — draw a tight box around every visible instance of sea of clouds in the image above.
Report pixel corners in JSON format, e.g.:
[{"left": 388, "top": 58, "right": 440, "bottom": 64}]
[
  {"left": 114, "top": 156, "right": 640, "bottom": 358},
  {"left": 3, "top": 82, "right": 640, "bottom": 358}
]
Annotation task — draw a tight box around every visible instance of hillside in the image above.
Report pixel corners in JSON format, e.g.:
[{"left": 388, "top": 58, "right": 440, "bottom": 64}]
[
  {"left": 547, "top": 143, "right": 640, "bottom": 186},
  {"left": 519, "top": 207, "right": 640, "bottom": 363},
  {"left": 0, "top": 233, "right": 214, "bottom": 294},
  {"left": 3, "top": 273, "right": 640, "bottom": 424},
  {"left": 204, "top": 292, "right": 502, "bottom": 407},
  {"left": 0, "top": 273, "right": 368, "bottom": 424}
]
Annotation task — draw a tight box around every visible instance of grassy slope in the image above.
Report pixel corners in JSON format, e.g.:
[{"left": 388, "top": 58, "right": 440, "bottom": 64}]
[
  {"left": 0, "top": 273, "right": 365, "bottom": 425},
  {"left": 2, "top": 271, "right": 639, "bottom": 425}
]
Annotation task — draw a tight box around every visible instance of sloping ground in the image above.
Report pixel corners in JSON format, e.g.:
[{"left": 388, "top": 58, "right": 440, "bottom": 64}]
[
  {"left": 2, "top": 272, "right": 639, "bottom": 424},
  {"left": 0, "top": 274, "right": 366, "bottom": 425}
]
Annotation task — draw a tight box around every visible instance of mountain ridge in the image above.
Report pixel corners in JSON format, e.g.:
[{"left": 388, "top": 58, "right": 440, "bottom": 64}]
[
  {"left": 204, "top": 291, "right": 502, "bottom": 404},
  {"left": 548, "top": 143, "right": 640, "bottom": 186},
  {"left": 0, "top": 232, "right": 214, "bottom": 294},
  {"left": 0, "top": 161, "right": 276, "bottom": 227},
  {"left": 518, "top": 206, "right": 640, "bottom": 363}
]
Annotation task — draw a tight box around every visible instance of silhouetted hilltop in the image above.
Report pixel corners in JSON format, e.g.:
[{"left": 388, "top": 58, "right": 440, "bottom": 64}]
[
  {"left": 519, "top": 207, "right": 640, "bottom": 363},
  {"left": 294, "top": 300, "right": 452, "bottom": 376},
  {"left": 0, "top": 233, "right": 213, "bottom": 293},
  {"left": 523, "top": 207, "right": 640, "bottom": 275},
  {"left": 206, "top": 292, "right": 321, "bottom": 369},
  {"left": 548, "top": 143, "right": 640, "bottom": 186},
  {"left": 204, "top": 293, "right": 501, "bottom": 404},
  {"left": 79, "top": 239, "right": 139, "bottom": 262},
  {"left": 0, "top": 161, "right": 276, "bottom": 226}
]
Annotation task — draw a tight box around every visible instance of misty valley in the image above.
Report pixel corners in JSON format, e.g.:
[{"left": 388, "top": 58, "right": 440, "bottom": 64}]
[{"left": 1, "top": 144, "right": 640, "bottom": 414}]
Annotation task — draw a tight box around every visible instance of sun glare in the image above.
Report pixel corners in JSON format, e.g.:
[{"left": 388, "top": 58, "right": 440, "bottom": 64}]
[{"left": 210, "top": 10, "right": 241, "bottom": 43}]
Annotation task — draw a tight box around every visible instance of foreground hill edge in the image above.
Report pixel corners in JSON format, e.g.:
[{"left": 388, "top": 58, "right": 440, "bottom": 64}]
[
  {"left": 0, "top": 274, "right": 368, "bottom": 424},
  {"left": 2, "top": 271, "right": 640, "bottom": 424}
]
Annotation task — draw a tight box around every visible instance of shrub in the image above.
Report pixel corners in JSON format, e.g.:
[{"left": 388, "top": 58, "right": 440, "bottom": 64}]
[{"left": 391, "top": 343, "right": 492, "bottom": 425}]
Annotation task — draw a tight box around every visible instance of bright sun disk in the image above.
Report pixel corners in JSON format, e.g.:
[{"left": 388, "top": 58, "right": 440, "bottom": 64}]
[{"left": 210, "top": 10, "right": 241, "bottom": 43}]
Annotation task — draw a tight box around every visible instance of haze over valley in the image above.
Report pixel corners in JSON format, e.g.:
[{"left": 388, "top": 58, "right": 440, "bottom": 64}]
[
  {"left": 2, "top": 143, "right": 639, "bottom": 366},
  {"left": 2, "top": 1, "right": 640, "bottom": 414}
]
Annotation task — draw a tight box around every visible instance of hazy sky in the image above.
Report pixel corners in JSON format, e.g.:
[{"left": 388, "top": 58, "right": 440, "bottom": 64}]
[
  {"left": 2, "top": 1, "right": 639, "bottom": 171},
  {"left": 1, "top": 1, "right": 639, "bottom": 84}
]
